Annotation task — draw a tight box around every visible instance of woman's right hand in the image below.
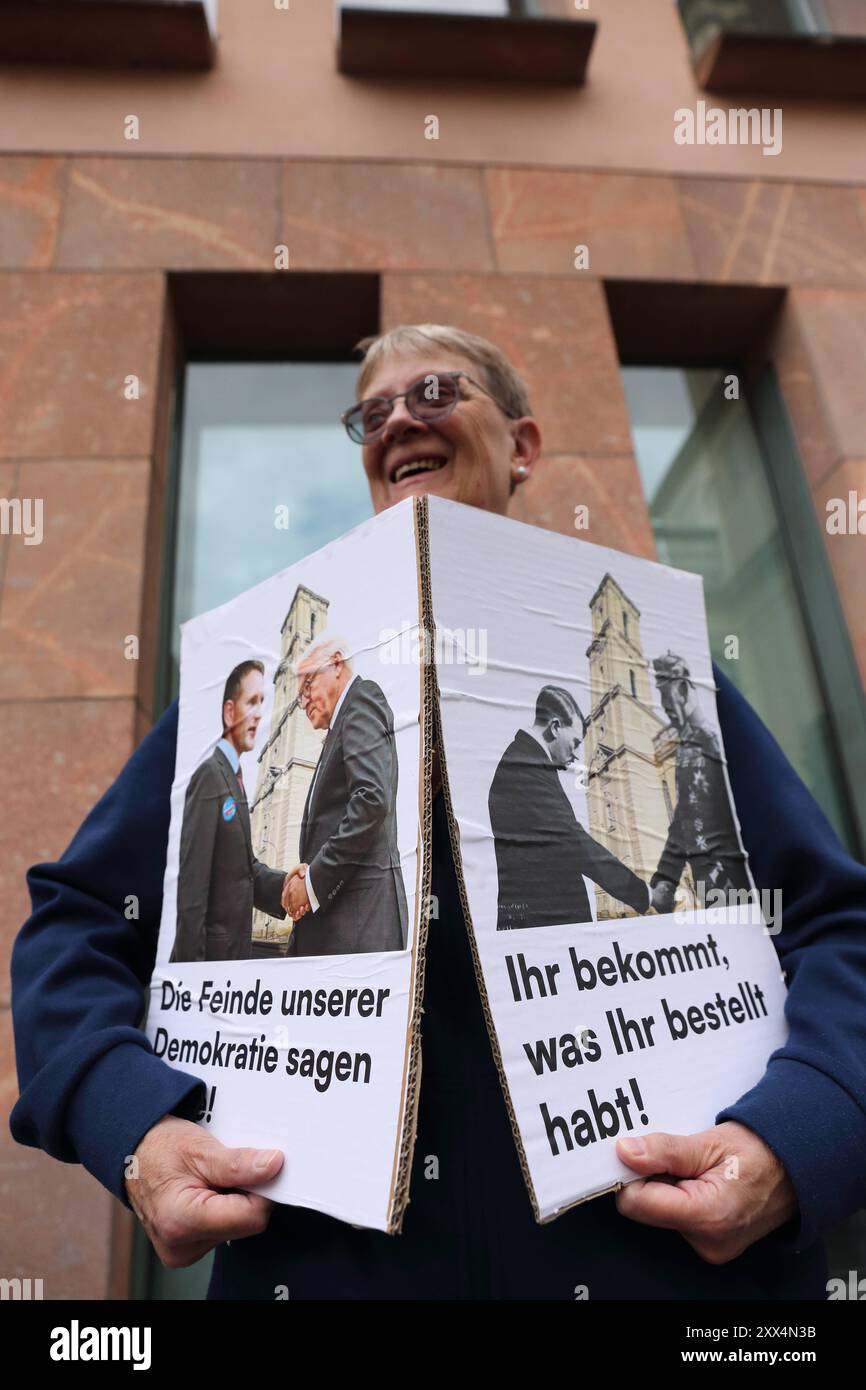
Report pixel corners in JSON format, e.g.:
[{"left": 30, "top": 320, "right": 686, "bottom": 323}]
[{"left": 124, "top": 1115, "right": 284, "bottom": 1268}]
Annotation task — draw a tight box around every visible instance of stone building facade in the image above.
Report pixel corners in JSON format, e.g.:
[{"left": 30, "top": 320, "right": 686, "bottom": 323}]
[{"left": 2, "top": 0, "right": 864, "bottom": 1300}]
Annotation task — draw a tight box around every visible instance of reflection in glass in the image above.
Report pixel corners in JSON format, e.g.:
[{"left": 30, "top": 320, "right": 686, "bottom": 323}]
[
  {"left": 169, "top": 362, "right": 372, "bottom": 692},
  {"left": 622, "top": 365, "right": 854, "bottom": 850}
]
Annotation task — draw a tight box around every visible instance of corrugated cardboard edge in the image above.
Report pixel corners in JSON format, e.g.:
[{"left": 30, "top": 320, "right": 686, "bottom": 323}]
[
  {"left": 385, "top": 497, "right": 436, "bottom": 1234},
  {"left": 418, "top": 495, "right": 626, "bottom": 1226}
]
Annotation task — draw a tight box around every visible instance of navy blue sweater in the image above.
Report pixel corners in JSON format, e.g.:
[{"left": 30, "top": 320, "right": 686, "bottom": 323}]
[{"left": 10, "top": 668, "right": 866, "bottom": 1298}]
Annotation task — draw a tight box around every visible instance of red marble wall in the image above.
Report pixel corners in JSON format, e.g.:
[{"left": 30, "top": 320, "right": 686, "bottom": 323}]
[{"left": 0, "top": 266, "right": 171, "bottom": 1297}]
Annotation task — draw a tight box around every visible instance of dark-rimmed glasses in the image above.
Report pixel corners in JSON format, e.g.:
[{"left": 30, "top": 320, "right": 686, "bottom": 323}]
[
  {"left": 341, "top": 371, "right": 518, "bottom": 445},
  {"left": 297, "top": 660, "right": 333, "bottom": 709}
]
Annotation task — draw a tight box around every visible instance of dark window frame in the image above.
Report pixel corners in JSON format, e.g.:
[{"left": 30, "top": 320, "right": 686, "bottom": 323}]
[
  {"left": 0, "top": 0, "right": 217, "bottom": 70},
  {"left": 138, "top": 269, "right": 381, "bottom": 1300},
  {"left": 676, "top": 0, "right": 866, "bottom": 98},
  {"left": 751, "top": 363, "right": 866, "bottom": 858},
  {"left": 150, "top": 271, "right": 380, "bottom": 720},
  {"left": 606, "top": 279, "right": 866, "bottom": 859},
  {"left": 337, "top": 3, "right": 596, "bottom": 84}
]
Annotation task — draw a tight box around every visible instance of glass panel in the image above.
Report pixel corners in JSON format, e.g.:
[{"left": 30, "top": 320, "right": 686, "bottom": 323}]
[
  {"left": 340, "top": 0, "right": 511, "bottom": 13},
  {"left": 151, "top": 360, "right": 371, "bottom": 1298},
  {"left": 622, "top": 365, "right": 855, "bottom": 852},
  {"left": 168, "top": 362, "right": 372, "bottom": 697},
  {"left": 677, "top": 0, "right": 830, "bottom": 58}
]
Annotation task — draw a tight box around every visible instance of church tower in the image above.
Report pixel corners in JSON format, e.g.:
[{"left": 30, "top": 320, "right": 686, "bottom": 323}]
[
  {"left": 583, "top": 574, "right": 695, "bottom": 918},
  {"left": 249, "top": 584, "right": 329, "bottom": 950}
]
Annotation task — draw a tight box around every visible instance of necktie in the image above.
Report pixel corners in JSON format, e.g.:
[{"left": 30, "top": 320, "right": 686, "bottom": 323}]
[
  {"left": 307, "top": 726, "right": 332, "bottom": 807},
  {"left": 236, "top": 764, "right": 245, "bottom": 799}
]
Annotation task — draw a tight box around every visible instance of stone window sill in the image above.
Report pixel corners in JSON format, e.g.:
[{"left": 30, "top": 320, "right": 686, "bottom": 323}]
[
  {"left": 337, "top": 7, "right": 596, "bottom": 85},
  {"left": 693, "top": 29, "right": 866, "bottom": 100},
  {"left": 0, "top": 0, "right": 217, "bottom": 70}
]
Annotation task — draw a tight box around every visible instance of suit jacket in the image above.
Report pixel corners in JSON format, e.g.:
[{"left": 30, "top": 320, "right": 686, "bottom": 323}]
[
  {"left": 489, "top": 729, "right": 649, "bottom": 930},
  {"left": 289, "top": 676, "right": 408, "bottom": 956},
  {"left": 652, "top": 717, "right": 751, "bottom": 898},
  {"left": 170, "top": 746, "right": 286, "bottom": 962}
]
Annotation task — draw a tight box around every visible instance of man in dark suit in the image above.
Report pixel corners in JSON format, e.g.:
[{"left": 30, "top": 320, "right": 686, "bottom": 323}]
[
  {"left": 282, "top": 636, "right": 408, "bottom": 955},
  {"left": 170, "top": 659, "right": 288, "bottom": 962},
  {"left": 650, "top": 651, "right": 752, "bottom": 913},
  {"left": 489, "top": 684, "right": 654, "bottom": 930}
]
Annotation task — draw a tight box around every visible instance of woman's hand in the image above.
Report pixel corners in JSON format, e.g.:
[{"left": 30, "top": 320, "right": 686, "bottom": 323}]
[
  {"left": 616, "top": 1119, "right": 797, "bottom": 1263},
  {"left": 125, "top": 1115, "right": 284, "bottom": 1269}
]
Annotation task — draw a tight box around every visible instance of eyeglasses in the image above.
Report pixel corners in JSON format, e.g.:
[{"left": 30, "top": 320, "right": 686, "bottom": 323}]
[
  {"left": 341, "top": 371, "right": 518, "bottom": 446},
  {"left": 297, "top": 662, "right": 331, "bottom": 708}
]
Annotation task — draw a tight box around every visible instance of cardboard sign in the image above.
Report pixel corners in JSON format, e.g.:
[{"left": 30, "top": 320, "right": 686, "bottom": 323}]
[
  {"left": 147, "top": 494, "right": 787, "bottom": 1230},
  {"left": 147, "top": 501, "right": 431, "bottom": 1233},
  {"left": 424, "top": 495, "right": 787, "bottom": 1222}
]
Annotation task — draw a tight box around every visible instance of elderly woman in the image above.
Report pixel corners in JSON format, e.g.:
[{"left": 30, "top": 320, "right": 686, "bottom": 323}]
[{"left": 11, "top": 325, "right": 866, "bottom": 1300}]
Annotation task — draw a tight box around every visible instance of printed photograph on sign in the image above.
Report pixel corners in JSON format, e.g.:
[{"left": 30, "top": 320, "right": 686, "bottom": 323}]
[
  {"left": 168, "top": 594, "right": 410, "bottom": 965},
  {"left": 488, "top": 572, "right": 752, "bottom": 935}
]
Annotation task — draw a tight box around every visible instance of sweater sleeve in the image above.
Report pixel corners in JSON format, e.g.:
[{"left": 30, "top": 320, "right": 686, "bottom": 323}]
[
  {"left": 712, "top": 664, "right": 866, "bottom": 1251},
  {"left": 9, "top": 701, "right": 207, "bottom": 1206}
]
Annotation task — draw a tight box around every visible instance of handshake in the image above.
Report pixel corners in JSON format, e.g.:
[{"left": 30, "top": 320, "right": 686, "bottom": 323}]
[
  {"left": 649, "top": 879, "right": 676, "bottom": 914},
  {"left": 281, "top": 863, "right": 311, "bottom": 921}
]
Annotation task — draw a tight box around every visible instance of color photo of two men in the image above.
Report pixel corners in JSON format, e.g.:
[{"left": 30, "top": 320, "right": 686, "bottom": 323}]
[{"left": 169, "top": 639, "right": 408, "bottom": 963}]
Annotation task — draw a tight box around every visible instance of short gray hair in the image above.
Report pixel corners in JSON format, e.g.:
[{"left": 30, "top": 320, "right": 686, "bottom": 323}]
[
  {"left": 294, "top": 632, "right": 353, "bottom": 676},
  {"left": 354, "top": 323, "right": 532, "bottom": 420}
]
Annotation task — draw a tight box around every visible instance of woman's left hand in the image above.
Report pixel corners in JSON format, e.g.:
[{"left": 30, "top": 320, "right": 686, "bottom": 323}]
[{"left": 615, "top": 1120, "right": 798, "bottom": 1263}]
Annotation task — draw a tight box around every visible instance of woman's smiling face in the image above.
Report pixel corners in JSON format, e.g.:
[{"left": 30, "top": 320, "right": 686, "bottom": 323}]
[{"left": 358, "top": 349, "right": 540, "bottom": 516}]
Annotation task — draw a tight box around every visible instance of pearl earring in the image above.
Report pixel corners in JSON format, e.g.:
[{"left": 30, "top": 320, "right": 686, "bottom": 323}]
[{"left": 512, "top": 463, "right": 529, "bottom": 481}]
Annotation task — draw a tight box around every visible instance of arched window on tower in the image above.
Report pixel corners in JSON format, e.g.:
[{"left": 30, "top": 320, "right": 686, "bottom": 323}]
[{"left": 602, "top": 775, "right": 616, "bottom": 833}]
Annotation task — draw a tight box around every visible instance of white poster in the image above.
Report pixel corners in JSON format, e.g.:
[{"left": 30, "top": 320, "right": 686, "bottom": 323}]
[
  {"left": 425, "top": 496, "right": 788, "bottom": 1222},
  {"left": 146, "top": 499, "right": 429, "bottom": 1233}
]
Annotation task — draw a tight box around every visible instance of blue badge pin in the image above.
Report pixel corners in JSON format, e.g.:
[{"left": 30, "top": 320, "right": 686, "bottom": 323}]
[{"left": 222, "top": 795, "right": 237, "bottom": 821}]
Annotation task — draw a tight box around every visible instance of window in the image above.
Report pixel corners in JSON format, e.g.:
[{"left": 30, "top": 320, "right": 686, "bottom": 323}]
[
  {"left": 676, "top": 0, "right": 866, "bottom": 97},
  {"left": 602, "top": 774, "right": 616, "bottom": 833},
  {"left": 341, "top": 0, "right": 514, "bottom": 12},
  {"left": 679, "top": 0, "right": 829, "bottom": 57},
  {"left": 337, "top": 0, "right": 595, "bottom": 83},
  {"left": 785, "top": 0, "right": 828, "bottom": 30},
  {"left": 0, "top": 0, "right": 217, "bottom": 68},
  {"left": 145, "top": 357, "right": 373, "bottom": 1299},
  {"left": 622, "top": 365, "right": 858, "bottom": 854},
  {"left": 164, "top": 362, "right": 372, "bottom": 700}
]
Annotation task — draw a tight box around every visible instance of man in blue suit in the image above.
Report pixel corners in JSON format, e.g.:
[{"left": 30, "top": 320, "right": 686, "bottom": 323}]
[
  {"left": 10, "top": 325, "right": 866, "bottom": 1296},
  {"left": 170, "top": 659, "right": 288, "bottom": 962}
]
